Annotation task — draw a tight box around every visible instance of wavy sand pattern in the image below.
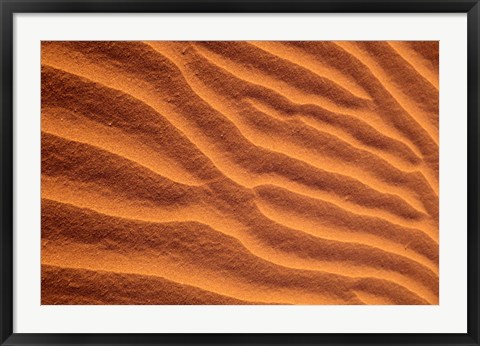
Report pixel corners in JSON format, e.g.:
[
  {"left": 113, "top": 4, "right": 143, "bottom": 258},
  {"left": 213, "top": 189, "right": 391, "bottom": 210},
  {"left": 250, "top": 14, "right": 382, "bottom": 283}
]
[{"left": 41, "top": 41, "right": 439, "bottom": 305}]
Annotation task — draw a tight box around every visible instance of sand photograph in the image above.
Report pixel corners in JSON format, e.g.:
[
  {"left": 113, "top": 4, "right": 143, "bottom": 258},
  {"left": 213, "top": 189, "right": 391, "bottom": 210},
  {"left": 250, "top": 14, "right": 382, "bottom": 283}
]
[{"left": 40, "top": 41, "right": 439, "bottom": 305}]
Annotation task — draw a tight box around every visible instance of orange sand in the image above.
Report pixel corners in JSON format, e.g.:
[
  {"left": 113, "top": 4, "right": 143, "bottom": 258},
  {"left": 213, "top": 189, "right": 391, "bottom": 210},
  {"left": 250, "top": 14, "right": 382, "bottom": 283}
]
[{"left": 41, "top": 41, "right": 439, "bottom": 305}]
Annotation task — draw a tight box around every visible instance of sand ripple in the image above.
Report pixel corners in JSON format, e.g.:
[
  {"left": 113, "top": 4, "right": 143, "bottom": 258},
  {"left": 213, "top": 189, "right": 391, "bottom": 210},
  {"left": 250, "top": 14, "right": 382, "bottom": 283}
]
[{"left": 41, "top": 41, "right": 438, "bottom": 305}]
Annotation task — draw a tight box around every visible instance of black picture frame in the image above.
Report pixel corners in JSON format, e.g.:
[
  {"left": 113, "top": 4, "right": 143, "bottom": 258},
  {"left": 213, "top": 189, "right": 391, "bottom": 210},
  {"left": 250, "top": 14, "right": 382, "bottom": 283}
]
[{"left": 1, "top": 0, "right": 479, "bottom": 345}]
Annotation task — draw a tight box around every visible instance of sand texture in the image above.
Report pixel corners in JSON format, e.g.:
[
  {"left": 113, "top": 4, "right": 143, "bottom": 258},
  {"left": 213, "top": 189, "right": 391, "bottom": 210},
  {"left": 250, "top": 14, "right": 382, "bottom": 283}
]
[{"left": 41, "top": 41, "right": 439, "bottom": 305}]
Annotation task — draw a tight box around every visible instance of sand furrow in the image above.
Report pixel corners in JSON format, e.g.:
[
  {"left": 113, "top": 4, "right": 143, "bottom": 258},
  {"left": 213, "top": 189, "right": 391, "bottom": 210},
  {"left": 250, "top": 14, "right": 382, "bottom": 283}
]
[
  {"left": 42, "top": 64, "right": 430, "bottom": 222},
  {"left": 191, "top": 43, "right": 413, "bottom": 136},
  {"left": 253, "top": 186, "right": 438, "bottom": 267},
  {"left": 42, "top": 81, "right": 438, "bottom": 294},
  {"left": 387, "top": 42, "right": 439, "bottom": 90},
  {"left": 42, "top": 166, "right": 438, "bottom": 268},
  {"left": 192, "top": 41, "right": 372, "bottom": 109},
  {"left": 41, "top": 66, "right": 222, "bottom": 184},
  {"left": 43, "top": 184, "right": 437, "bottom": 282},
  {"left": 334, "top": 42, "right": 439, "bottom": 145},
  {"left": 247, "top": 41, "right": 372, "bottom": 100},
  {"left": 42, "top": 200, "right": 365, "bottom": 304},
  {"left": 42, "top": 174, "right": 440, "bottom": 299},
  {"left": 246, "top": 98, "right": 424, "bottom": 172},
  {"left": 42, "top": 107, "right": 204, "bottom": 187},
  {"left": 149, "top": 42, "right": 438, "bottom": 212},
  {"left": 42, "top": 121, "right": 429, "bottom": 235},
  {"left": 242, "top": 42, "right": 426, "bottom": 161},
  {"left": 190, "top": 42, "right": 353, "bottom": 111},
  {"left": 356, "top": 41, "right": 439, "bottom": 109},
  {"left": 42, "top": 187, "right": 438, "bottom": 303},
  {"left": 42, "top": 265, "right": 261, "bottom": 305},
  {"left": 284, "top": 41, "right": 439, "bottom": 177},
  {"left": 42, "top": 199, "right": 435, "bottom": 304},
  {"left": 140, "top": 43, "right": 438, "bottom": 220}
]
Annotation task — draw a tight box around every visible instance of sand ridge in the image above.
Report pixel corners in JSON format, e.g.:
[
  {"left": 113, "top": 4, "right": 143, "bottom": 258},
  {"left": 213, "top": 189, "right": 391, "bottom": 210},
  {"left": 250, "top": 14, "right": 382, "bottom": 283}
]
[{"left": 41, "top": 41, "right": 439, "bottom": 305}]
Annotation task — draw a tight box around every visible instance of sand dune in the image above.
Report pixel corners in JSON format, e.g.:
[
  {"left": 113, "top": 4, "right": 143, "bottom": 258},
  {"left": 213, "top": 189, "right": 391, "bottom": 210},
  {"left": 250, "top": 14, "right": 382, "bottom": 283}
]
[{"left": 41, "top": 41, "right": 439, "bottom": 305}]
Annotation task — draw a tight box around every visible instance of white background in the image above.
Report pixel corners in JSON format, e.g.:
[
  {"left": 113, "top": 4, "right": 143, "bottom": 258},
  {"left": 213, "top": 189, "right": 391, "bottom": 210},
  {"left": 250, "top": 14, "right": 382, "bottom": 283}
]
[{"left": 13, "top": 13, "right": 468, "bottom": 333}]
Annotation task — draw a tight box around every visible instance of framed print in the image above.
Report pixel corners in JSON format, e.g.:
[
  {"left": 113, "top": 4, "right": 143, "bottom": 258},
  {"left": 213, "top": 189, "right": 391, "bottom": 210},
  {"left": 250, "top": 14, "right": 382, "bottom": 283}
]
[{"left": 0, "top": 0, "right": 479, "bottom": 345}]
